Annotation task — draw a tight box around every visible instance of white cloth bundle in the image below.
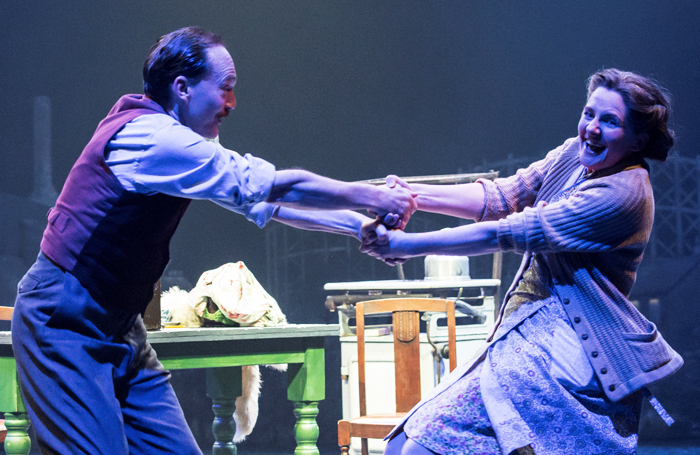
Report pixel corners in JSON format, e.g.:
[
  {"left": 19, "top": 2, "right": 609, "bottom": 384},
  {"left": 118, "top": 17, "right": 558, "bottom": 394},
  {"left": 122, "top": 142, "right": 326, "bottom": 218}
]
[{"left": 191, "top": 262, "right": 287, "bottom": 327}]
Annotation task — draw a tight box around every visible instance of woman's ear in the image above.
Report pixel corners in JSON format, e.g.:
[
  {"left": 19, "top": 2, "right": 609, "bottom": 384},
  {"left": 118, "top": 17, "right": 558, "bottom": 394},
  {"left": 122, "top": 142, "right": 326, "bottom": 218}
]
[{"left": 634, "top": 133, "right": 649, "bottom": 152}]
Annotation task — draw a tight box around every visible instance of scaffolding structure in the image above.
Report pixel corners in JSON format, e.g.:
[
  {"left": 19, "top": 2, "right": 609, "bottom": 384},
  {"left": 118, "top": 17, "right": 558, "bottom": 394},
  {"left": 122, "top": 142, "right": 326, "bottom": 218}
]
[{"left": 647, "top": 152, "right": 700, "bottom": 258}]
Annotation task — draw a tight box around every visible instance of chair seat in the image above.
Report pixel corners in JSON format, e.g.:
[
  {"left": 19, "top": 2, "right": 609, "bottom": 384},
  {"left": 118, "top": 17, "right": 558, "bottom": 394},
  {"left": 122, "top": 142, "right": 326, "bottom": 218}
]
[
  {"left": 339, "top": 412, "right": 406, "bottom": 441},
  {"left": 349, "top": 413, "right": 406, "bottom": 439},
  {"left": 349, "top": 413, "right": 405, "bottom": 426}
]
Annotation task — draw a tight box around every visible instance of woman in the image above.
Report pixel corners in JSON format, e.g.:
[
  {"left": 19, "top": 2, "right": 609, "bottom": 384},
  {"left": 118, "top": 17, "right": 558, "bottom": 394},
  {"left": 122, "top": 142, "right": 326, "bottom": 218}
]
[{"left": 361, "top": 68, "right": 683, "bottom": 455}]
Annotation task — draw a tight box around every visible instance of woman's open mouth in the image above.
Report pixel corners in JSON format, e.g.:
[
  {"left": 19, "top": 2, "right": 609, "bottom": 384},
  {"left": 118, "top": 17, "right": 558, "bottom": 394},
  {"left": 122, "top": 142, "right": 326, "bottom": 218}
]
[{"left": 586, "top": 141, "right": 606, "bottom": 154}]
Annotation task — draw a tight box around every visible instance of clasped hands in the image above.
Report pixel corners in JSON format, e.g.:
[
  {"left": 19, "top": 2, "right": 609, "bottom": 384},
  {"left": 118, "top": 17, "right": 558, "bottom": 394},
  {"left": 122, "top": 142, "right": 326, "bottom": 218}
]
[{"left": 362, "top": 175, "right": 413, "bottom": 265}]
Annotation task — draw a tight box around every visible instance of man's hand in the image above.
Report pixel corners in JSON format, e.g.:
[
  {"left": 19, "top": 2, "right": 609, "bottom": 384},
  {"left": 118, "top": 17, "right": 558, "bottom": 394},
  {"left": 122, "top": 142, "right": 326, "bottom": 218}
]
[
  {"left": 359, "top": 218, "right": 388, "bottom": 246},
  {"left": 372, "top": 185, "right": 416, "bottom": 230},
  {"left": 370, "top": 175, "right": 417, "bottom": 230}
]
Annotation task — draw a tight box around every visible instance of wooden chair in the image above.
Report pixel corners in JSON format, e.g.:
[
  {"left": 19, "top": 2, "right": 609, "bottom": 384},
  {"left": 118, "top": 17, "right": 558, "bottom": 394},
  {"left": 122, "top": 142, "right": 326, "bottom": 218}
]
[
  {"left": 337, "top": 298, "right": 457, "bottom": 455},
  {"left": 1, "top": 305, "right": 13, "bottom": 444}
]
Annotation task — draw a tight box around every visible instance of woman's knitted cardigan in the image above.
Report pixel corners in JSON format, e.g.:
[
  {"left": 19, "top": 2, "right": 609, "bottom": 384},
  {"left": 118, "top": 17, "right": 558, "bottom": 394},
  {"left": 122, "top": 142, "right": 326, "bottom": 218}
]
[{"left": 480, "top": 137, "right": 682, "bottom": 401}]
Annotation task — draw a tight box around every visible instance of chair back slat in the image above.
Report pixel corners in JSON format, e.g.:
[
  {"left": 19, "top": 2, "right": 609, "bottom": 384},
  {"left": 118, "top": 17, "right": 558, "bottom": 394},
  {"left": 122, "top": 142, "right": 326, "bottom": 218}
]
[{"left": 393, "top": 310, "right": 421, "bottom": 411}]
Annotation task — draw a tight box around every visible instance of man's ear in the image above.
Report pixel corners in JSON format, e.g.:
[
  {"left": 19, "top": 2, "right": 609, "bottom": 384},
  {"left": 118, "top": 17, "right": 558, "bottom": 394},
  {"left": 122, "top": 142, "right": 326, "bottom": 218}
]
[{"left": 172, "top": 75, "right": 190, "bottom": 102}]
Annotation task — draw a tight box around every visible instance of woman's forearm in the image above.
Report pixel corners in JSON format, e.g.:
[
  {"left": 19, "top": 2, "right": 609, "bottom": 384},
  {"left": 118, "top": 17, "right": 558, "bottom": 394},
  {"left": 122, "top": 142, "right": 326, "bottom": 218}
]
[
  {"left": 392, "top": 221, "right": 501, "bottom": 258},
  {"left": 408, "top": 182, "right": 486, "bottom": 220}
]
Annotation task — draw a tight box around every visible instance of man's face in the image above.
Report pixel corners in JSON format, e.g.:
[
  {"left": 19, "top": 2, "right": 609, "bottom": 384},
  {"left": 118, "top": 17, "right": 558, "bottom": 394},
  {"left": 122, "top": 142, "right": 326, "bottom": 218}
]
[{"left": 182, "top": 45, "right": 237, "bottom": 139}]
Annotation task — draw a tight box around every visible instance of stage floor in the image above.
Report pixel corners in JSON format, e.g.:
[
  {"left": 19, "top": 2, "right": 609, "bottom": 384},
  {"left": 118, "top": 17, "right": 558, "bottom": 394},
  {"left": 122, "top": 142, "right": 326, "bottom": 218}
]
[
  {"left": 217, "top": 448, "right": 698, "bottom": 455},
  {"left": 203, "top": 445, "right": 700, "bottom": 455},
  {"left": 4, "top": 443, "right": 700, "bottom": 454}
]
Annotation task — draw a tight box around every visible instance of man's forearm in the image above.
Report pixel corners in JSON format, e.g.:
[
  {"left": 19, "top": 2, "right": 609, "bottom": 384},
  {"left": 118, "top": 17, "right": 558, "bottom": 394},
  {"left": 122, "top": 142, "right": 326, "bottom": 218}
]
[
  {"left": 268, "top": 169, "right": 383, "bottom": 211},
  {"left": 268, "top": 170, "right": 415, "bottom": 229}
]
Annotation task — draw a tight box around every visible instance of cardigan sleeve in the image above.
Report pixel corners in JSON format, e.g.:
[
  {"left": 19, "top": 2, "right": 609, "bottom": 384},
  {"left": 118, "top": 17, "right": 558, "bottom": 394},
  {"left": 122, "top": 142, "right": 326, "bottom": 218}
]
[
  {"left": 496, "top": 168, "right": 654, "bottom": 254},
  {"left": 477, "top": 138, "right": 577, "bottom": 222}
]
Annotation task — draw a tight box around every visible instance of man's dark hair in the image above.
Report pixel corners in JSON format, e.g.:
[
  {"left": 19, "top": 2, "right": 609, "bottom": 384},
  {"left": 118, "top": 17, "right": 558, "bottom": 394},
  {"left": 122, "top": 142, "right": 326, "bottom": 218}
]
[{"left": 143, "top": 26, "right": 224, "bottom": 108}]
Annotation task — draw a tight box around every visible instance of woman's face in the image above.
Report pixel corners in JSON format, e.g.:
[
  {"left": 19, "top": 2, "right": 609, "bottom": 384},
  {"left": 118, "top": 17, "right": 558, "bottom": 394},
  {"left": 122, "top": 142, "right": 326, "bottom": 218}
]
[{"left": 577, "top": 87, "right": 643, "bottom": 172}]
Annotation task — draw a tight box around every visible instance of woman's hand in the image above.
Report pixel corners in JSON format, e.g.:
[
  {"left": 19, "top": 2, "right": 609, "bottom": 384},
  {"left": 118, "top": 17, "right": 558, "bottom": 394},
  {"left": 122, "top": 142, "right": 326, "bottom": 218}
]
[
  {"left": 359, "top": 223, "right": 410, "bottom": 265},
  {"left": 386, "top": 174, "right": 412, "bottom": 191}
]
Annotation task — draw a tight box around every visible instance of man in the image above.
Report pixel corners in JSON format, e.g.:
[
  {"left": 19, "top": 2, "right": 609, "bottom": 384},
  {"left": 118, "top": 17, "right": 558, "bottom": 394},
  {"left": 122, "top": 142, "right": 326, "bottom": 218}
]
[{"left": 12, "top": 26, "right": 414, "bottom": 454}]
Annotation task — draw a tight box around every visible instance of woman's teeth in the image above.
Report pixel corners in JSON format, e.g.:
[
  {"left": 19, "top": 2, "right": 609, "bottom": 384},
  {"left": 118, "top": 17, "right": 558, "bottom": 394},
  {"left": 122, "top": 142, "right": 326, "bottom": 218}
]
[{"left": 588, "top": 142, "right": 605, "bottom": 153}]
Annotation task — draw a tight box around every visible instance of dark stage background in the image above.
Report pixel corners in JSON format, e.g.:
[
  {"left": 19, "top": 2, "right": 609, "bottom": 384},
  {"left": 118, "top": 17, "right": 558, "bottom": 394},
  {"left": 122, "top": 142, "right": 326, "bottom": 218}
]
[{"left": 2, "top": 1, "right": 699, "bottom": 452}]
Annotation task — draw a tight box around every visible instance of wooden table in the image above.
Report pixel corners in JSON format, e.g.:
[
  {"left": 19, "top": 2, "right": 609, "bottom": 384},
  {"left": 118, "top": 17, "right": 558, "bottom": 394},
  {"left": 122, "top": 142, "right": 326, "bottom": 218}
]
[{"left": 0, "top": 323, "right": 339, "bottom": 455}]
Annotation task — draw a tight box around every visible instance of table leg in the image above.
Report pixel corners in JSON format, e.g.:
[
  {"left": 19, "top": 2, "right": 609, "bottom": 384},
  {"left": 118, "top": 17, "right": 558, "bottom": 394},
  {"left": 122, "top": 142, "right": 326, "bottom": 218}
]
[
  {"left": 287, "top": 341, "right": 325, "bottom": 455},
  {"left": 3, "top": 412, "right": 31, "bottom": 455},
  {"left": 293, "top": 401, "right": 319, "bottom": 455},
  {"left": 207, "top": 367, "right": 243, "bottom": 455}
]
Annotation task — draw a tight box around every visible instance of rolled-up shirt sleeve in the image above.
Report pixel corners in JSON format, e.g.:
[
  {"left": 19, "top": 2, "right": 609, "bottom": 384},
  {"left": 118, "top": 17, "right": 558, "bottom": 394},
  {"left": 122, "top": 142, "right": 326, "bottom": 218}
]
[
  {"left": 213, "top": 200, "right": 279, "bottom": 228},
  {"left": 105, "top": 114, "right": 276, "bottom": 225}
]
